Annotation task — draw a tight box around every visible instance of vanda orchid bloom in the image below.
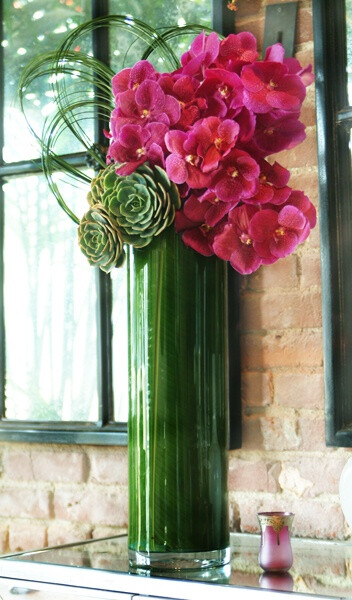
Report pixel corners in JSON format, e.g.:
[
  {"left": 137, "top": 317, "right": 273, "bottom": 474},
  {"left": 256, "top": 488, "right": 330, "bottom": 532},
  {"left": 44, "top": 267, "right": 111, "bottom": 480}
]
[{"left": 106, "top": 30, "right": 315, "bottom": 275}]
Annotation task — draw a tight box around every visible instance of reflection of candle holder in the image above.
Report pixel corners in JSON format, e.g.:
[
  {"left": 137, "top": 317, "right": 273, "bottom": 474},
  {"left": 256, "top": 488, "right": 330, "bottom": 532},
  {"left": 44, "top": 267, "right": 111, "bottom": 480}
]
[
  {"left": 259, "top": 571, "right": 294, "bottom": 592},
  {"left": 257, "top": 512, "right": 294, "bottom": 573}
]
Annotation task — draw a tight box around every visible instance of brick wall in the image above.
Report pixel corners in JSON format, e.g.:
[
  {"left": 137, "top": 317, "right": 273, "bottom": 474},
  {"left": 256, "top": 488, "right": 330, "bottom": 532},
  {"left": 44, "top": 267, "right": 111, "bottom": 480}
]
[
  {"left": 0, "top": 0, "right": 350, "bottom": 554},
  {"left": 229, "top": 0, "right": 352, "bottom": 541}
]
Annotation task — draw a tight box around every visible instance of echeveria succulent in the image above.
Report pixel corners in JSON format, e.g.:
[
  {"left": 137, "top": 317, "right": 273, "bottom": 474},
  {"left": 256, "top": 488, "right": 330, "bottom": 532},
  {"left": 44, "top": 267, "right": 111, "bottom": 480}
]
[
  {"left": 78, "top": 203, "right": 125, "bottom": 273},
  {"left": 87, "top": 163, "right": 117, "bottom": 206},
  {"left": 102, "top": 163, "right": 181, "bottom": 248}
]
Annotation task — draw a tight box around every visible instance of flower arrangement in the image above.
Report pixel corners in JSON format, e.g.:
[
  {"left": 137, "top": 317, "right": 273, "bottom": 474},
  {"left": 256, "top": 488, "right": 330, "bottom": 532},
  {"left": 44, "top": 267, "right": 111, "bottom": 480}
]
[{"left": 20, "top": 18, "right": 315, "bottom": 275}]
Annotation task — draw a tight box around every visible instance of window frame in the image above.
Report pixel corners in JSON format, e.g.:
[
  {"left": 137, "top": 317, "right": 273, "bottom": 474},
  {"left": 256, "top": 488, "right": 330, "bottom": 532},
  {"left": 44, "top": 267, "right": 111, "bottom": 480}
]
[
  {"left": 313, "top": 0, "right": 352, "bottom": 446},
  {"left": 0, "top": 0, "right": 241, "bottom": 448}
]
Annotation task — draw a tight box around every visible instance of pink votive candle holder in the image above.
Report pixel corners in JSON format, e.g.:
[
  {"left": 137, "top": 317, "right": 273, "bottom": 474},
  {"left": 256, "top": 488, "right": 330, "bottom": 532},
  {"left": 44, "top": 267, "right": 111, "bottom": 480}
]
[{"left": 257, "top": 511, "right": 294, "bottom": 573}]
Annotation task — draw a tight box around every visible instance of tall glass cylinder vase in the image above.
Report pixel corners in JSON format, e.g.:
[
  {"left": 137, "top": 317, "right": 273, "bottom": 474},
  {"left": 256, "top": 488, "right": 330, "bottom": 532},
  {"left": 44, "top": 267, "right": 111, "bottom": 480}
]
[{"left": 128, "top": 227, "right": 230, "bottom": 570}]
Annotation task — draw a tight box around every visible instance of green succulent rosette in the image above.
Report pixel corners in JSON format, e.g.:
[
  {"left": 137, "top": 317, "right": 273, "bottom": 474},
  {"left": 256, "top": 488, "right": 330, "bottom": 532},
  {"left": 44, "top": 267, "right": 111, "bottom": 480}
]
[
  {"left": 78, "top": 203, "right": 125, "bottom": 273},
  {"left": 87, "top": 163, "right": 117, "bottom": 206},
  {"left": 102, "top": 163, "right": 181, "bottom": 248}
]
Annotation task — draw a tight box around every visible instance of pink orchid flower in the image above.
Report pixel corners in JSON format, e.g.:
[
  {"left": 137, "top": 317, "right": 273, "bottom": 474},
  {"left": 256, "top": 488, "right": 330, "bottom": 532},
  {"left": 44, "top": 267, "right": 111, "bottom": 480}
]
[
  {"left": 244, "top": 160, "right": 291, "bottom": 206},
  {"left": 241, "top": 61, "right": 306, "bottom": 114},
  {"left": 165, "top": 116, "right": 239, "bottom": 188},
  {"left": 174, "top": 193, "right": 224, "bottom": 256},
  {"left": 111, "top": 60, "right": 158, "bottom": 96},
  {"left": 217, "top": 31, "right": 258, "bottom": 71},
  {"left": 180, "top": 31, "right": 220, "bottom": 78},
  {"left": 212, "top": 204, "right": 263, "bottom": 274},
  {"left": 211, "top": 148, "right": 260, "bottom": 202},
  {"left": 249, "top": 204, "right": 308, "bottom": 260},
  {"left": 253, "top": 111, "right": 306, "bottom": 155},
  {"left": 115, "top": 79, "right": 180, "bottom": 126},
  {"left": 107, "top": 122, "right": 168, "bottom": 174}
]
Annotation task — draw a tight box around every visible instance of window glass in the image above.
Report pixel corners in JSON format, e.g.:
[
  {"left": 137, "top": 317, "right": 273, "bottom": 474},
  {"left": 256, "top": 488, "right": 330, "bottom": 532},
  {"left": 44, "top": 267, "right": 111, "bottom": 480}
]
[
  {"left": 4, "top": 173, "right": 99, "bottom": 422},
  {"left": 0, "top": 0, "right": 216, "bottom": 440},
  {"left": 111, "top": 268, "right": 128, "bottom": 423},
  {"left": 108, "top": 0, "right": 213, "bottom": 424},
  {"left": 346, "top": 1, "right": 352, "bottom": 103},
  {"left": 2, "top": 0, "right": 92, "bottom": 162},
  {"left": 109, "top": 0, "right": 212, "bottom": 72}
]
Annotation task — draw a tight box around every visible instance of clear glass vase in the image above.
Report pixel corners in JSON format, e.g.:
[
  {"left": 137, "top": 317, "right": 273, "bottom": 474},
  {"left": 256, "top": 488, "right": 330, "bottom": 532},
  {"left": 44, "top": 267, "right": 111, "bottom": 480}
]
[{"left": 127, "top": 228, "right": 230, "bottom": 570}]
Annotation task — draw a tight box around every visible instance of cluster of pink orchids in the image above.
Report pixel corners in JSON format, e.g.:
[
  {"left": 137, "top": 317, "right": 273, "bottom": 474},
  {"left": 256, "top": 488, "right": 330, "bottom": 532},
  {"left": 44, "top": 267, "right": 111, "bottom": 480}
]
[{"left": 106, "top": 30, "right": 315, "bottom": 274}]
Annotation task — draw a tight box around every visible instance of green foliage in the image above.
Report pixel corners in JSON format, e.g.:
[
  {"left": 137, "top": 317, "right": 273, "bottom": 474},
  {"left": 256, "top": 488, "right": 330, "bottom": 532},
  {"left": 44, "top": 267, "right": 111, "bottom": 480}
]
[{"left": 18, "top": 15, "right": 214, "bottom": 225}]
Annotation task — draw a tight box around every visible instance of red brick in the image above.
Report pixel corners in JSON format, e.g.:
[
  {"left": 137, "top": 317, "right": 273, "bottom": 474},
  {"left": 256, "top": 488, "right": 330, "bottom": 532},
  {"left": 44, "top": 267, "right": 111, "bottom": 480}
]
[
  {"left": 237, "top": 496, "right": 345, "bottom": 539},
  {"left": 295, "top": 45, "right": 315, "bottom": 69},
  {"left": 241, "top": 291, "right": 321, "bottom": 330},
  {"left": 271, "top": 126, "right": 317, "bottom": 169},
  {"left": 89, "top": 448, "right": 128, "bottom": 485},
  {"left": 287, "top": 169, "right": 319, "bottom": 206},
  {"left": 241, "top": 330, "right": 324, "bottom": 369},
  {"left": 0, "top": 523, "right": 8, "bottom": 553},
  {"left": 236, "top": 0, "right": 262, "bottom": 19},
  {"left": 229, "top": 458, "right": 281, "bottom": 493},
  {"left": 291, "top": 499, "right": 345, "bottom": 539},
  {"left": 0, "top": 488, "right": 51, "bottom": 519},
  {"left": 236, "top": 497, "right": 267, "bottom": 533},
  {"left": 32, "top": 450, "right": 89, "bottom": 483},
  {"left": 304, "top": 221, "right": 320, "bottom": 248},
  {"left": 242, "top": 371, "right": 272, "bottom": 407},
  {"left": 300, "top": 253, "right": 322, "bottom": 288},
  {"left": 54, "top": 488, "right": 128, "bottom": 527},
  {"left": 2, "top": 451, "right": 34, "bottom": 481},
  {"left": 275, "top": 372, "right": 324, "bottom": 409},
  {"left": 229, "top": 458, "right": 268, "bottom": 492},
  {"left": 247, "top": 255, "right": 299, "bottom": 291},
  {"left": 299, "top": 86, "right": 316, "bottom": 127},
  {"left": 47, "top": 522, "right": 92, "bottom": 547},
  {"left": 241, "top": 416, "right": 264, "bottom": 450},
  {"left": 297, "top": 8, "right": 314, "bottom": 44},
  {"left": 268, "top": 462, "right": 282, "bottom": 493},
  {"left": 279, "top": 456, "right": 347, "bottom": 497},
  {"left": 260, "top": 416, "right": 301, "bottom": 451},
  {"left": 299, "top": 416, "right": 326, "bottom": 451},
  {"left": 9, "top": 521, "right": 47, "bottom": 552}
]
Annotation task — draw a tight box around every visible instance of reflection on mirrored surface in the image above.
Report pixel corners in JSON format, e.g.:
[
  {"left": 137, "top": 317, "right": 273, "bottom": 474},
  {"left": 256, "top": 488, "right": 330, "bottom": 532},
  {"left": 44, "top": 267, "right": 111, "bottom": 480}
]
[
  {"left": 3, "top": 533, "right": 352, "bottom": 598},
  {"left": 259, "top": 571, "right": 294, "bottom": 592}
]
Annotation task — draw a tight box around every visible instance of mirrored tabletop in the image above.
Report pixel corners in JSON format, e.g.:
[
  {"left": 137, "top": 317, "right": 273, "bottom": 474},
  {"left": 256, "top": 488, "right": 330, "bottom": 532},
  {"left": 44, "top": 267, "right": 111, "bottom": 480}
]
[{"left": 0, "top": 533, "right": 351, "bottom": 599}]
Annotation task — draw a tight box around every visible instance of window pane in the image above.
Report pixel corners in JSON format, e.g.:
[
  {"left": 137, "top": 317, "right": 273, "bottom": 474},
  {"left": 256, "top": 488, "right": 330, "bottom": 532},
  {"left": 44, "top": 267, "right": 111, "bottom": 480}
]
[
  {"left": 108, "top": 0, "right": 213, "bottom": 426},
  {"left": 109, "top": 0, "right": 213, "bottom": 71},
  {"left": 346, "top": 0, "right": 352, "bottom": 103},
  {"left": 2, "top": 0, "right": 92, "bottom": 162},
  {"left": 109, "top": 0, "right": 212, "bottom": 29},
  {"left": 111, "top": 268, "right": 128, "bottom": 423},
  {"left": 4, "top": 173, "right": 99, "bottom": 422}
]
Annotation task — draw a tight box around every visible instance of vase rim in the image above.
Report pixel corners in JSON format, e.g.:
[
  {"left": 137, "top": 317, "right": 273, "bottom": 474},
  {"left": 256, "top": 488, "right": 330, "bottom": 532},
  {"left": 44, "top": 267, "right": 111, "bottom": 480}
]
[{"left": 257, "top": 511, "right": 294, "bottom": 517}]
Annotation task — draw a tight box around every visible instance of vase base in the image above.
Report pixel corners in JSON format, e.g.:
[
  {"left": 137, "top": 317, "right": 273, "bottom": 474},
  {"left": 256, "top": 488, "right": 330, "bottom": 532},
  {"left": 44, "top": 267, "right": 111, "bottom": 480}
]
[{"left": 128, "top": 546, "right": 231, "bottom": 571}]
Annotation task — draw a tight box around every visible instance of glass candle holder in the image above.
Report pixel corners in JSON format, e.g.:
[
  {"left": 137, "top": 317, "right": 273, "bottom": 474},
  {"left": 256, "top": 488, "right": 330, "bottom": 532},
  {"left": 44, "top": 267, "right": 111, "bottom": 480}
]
[{"left": 257, "top": 512, "right": 294, "bottom": 573}]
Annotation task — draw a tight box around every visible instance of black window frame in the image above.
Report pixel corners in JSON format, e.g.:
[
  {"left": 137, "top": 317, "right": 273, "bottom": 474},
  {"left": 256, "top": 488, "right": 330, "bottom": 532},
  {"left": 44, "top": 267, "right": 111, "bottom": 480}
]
[
  {"left": 313, "top": 0, "right": 352, "bottom": 446},
  {"left": 0, "top": 0, "right": 241, "bottom": 448}
]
